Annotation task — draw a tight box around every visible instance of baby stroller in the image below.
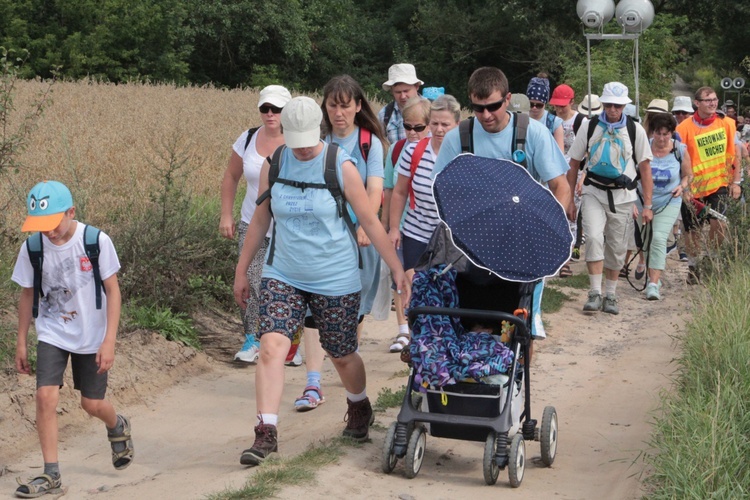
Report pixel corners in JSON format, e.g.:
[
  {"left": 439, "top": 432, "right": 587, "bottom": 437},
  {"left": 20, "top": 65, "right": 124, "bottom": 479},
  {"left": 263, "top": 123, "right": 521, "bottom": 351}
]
[{"left": 382, "top": 155, "right": 571, "bottom": 487}]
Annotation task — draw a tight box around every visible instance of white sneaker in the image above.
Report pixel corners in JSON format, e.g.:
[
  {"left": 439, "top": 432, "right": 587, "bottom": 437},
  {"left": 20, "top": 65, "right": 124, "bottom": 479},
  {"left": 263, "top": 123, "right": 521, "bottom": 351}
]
[
  {"left": 234, "top": 335, "right": 260, "bottom": 363},
  {"left": 285, "top": 350, "right": 303, "bottom": 367}
]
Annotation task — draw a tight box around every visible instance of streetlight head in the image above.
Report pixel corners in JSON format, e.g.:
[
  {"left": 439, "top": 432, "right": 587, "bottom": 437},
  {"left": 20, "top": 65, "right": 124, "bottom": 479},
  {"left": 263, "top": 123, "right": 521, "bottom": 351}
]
[
  {"left": 615, "top": 0, "right": 655, "bottom": 33},
  {"left": 576, "top": 0, "right": 615, "bottom": 29}
]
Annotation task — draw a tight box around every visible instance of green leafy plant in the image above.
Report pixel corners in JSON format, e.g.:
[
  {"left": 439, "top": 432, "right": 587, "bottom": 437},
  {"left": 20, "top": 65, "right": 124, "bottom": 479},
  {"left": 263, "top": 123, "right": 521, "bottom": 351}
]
[
  {"left": 126, "top": 304, "right": 200, "bottom": 349},
  {"left": 374, "top": 385, "right": 406, "bottom": 411}
]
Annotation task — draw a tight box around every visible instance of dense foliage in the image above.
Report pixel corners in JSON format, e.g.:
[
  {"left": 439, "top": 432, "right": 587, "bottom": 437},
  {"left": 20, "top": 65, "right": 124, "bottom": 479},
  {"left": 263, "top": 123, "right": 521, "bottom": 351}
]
[{"left": 0, "top": 0, "right": 748, "bottom": 104}]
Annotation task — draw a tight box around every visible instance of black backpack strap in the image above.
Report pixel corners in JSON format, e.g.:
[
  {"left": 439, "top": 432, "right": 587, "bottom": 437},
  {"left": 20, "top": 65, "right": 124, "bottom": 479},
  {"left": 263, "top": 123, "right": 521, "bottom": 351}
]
[
  {"left": 382, "top": 102, "right": 395, "bottom": 135},
  {"left": 324, "top": 144, "right": 362, "bottom": 268},
  {"left": 572, "top": 113, "right": 585, "bottom": 135},
  {"left": 243, "top": 127, "right": 260, "bottom": 153},
  {"left": 459, "top": 118, "right": 474, "bottom": 153},
  {"left": 256, "top": 145, "right": 285, "bottom": 207},
  {"left": 512, "top": 112, "right": 529, "bottom": 168},
  {"left": 26, "top": 233, "right": 43, "bottom": 319},
  {"left": 626, "top": 116, "right": 638, "bottom": 165},
  {"left": 83, "top": 225, "right": 103, "bottom": 310}
]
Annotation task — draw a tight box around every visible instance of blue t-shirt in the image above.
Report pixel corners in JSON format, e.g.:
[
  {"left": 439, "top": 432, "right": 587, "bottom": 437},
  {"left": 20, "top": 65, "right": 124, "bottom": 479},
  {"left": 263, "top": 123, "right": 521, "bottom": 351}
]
[
  {"left": 646, "top": 140, "right": 686, "bottom": 210},
  {"left": 539, "top": 110, "right": 563, "bottom": 135},
  {"left": 433, "top": 114, "right": 569, "bottom": 183},
  {"left": 263, "top": 143, "right": 360, "bottom": 295},
  {"left": 326, "top": 127, "right": 384, "bottom": 183}
]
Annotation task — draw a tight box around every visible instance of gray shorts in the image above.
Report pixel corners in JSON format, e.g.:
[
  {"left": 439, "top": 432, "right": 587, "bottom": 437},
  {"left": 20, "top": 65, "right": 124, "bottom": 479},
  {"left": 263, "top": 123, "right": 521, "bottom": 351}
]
[{"left": 36, "top": 342, "right": 108, "bottom": 399}]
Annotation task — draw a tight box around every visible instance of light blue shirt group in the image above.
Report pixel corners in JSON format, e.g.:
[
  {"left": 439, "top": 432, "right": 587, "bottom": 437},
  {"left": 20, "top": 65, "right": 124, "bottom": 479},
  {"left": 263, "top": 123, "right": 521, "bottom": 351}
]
[
  {"left": 325, "top": 127, "right": 384, "bottom": 183},
  {"left": 263, "top": 143, "right": 360, "bottom": 296},
  {"left": 433, "top": 113, "right": 569, "bottom": 184}
]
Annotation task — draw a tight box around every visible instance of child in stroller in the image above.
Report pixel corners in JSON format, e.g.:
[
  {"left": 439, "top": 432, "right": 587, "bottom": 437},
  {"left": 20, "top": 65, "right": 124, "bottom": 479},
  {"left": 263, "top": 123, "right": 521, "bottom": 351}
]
[{"left": 382, "top": 222, "right": 558, "bottom": 488}]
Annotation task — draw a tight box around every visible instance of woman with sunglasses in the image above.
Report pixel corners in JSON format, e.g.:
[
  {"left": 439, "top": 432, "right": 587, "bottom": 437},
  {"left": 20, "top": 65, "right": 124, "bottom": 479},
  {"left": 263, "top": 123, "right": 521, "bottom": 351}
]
[
  {"left": 220, "top": 85, "right": 292, "bottom": 364},
  {"left": 527, "top": 74, "right": 564, "bottom": 152},
  {"left": 292, "top": 75, "right": 387, "bottom": 412}
]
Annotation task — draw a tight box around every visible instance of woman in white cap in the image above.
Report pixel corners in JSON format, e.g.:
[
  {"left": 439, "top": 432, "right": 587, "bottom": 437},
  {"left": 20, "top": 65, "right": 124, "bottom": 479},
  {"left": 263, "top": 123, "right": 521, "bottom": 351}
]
[
  {"left": 233, "top": 96, "right": 410, "bottom": 466},
  {"left": 220, "top": 85, "right": 294, "bottom": 364}
]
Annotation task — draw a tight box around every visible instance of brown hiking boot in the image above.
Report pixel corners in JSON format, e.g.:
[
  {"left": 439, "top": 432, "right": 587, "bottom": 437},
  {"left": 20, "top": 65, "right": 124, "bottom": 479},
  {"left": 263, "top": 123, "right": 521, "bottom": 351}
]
[
  {"left": 343, "top": 398, "right": 373, "bottom": 441},
  {"left": 240, "top": 423, "right": 278, "bottom": 466}
]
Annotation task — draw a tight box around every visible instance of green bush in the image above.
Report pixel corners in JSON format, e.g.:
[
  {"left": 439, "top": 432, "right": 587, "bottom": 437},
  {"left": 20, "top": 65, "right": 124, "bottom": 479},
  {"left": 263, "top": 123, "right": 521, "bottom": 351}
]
[{"left": 126, "top": 304, "right": 200, "bottom": 349}]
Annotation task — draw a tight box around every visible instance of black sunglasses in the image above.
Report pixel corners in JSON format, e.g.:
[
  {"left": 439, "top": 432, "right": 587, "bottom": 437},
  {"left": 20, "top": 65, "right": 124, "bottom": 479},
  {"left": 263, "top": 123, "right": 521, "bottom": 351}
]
[
  {"left": 603, "top": 103, "right": 625, "bottom": 109},
  {"left": 403, "top": 123, "right": 427, "bottom": 132},
  {"left": 470, "top": 95, "right": 508, "bottom": 113},
  {"left": 529, "top": 102, "right": 546, "bottom": 109},
  {"left": 259, "top": 104, "right": 283, "bottom": 114}
]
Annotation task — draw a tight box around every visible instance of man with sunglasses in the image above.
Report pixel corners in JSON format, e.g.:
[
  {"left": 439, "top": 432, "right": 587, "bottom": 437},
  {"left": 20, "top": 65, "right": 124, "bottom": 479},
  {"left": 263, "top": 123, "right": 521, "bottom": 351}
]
[
  {"left": 567, "top": 82, "right": 653, "bottom": 315},
  {"left": 676, "top": 86, "right": 740, "bottom": 284},
  {"left": 433, "top": 67, "right": 571, "bottom": 212}
]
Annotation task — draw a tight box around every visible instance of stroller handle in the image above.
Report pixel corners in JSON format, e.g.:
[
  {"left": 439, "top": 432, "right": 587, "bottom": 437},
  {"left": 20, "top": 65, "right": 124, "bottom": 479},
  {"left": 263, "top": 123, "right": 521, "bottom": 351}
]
[{"left": 407, "top": 306, "right": 531, "bottom": 340}]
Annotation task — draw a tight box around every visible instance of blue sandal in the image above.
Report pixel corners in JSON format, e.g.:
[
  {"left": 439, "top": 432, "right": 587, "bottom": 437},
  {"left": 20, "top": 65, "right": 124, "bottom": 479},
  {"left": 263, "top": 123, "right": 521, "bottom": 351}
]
[{"left": 294, "top": 386, "right": 325, "bottom": 412}]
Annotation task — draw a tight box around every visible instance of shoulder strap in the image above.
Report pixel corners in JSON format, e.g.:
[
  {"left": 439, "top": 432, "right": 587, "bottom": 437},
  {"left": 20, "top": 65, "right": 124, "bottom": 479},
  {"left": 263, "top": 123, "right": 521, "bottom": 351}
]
[
  {"left": 626, "top": 116, "right": 638, "bottom": 164},
  {"left": 243, "top": 127, "right": 260, "bottom": 152},
  {"left": 459, "top": 118, "right": 474, "bottom": 154},
  {"left": 391, "top": 138, "right": 407, "bottom": 166},
  {"left": 572, "top": 113, "right": 585, "bottom": 135},
  {"left": 545, "top": 112, "right": 555, "bottom": 132},
  {"left": 585, "top": 116, "right": 600, "bottom": 157},
  {"left": 26, "top": 233, "right": 43, "bottom": 319},
  {"left": 358, "top": 127, "right": 371, "bottom": 163},
  {"left": 256, "top": 145, "right": 285, "bottom": 207},
  {"left": 408, "top": 138, "right": 431, "bottom": 209},
  {"left": 383, "top": 102, "right": 395, "bottom": 133},
  {"left": 83, "top": 225, "right": 104, "bottom": 310},
  {"left": 512, "top": 112, "right": 529, "bottom": 168},
  {"left": 323, "top": 144, "right": 362, "bottom": 268}
]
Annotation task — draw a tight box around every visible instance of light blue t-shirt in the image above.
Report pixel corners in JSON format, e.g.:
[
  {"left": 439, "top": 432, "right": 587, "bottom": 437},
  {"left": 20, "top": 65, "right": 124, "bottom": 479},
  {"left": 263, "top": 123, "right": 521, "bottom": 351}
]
[
  {"left": 433, "top": 114, "right": 569, "bottom": 183},
  {"left": 645, "top": 140, "right": 686, "bottom": 210},
  {"left": 263, "top": 143, "right": 360, "bottom": 296},
  {"left": 539, "top": 110, "right": 563, "bottom": 135},
  {"left": 326, "top": 127, "right": 384, "bottom": 183}
]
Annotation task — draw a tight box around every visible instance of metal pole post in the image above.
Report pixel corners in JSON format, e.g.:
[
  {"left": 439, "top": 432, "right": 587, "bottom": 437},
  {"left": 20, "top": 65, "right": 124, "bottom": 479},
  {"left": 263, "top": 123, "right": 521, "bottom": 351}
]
[
  {"left": 587, "top": 36, "right": 592, "bottom": 118},
  {"left": 634, "top": 36, "right": 640, "bottom": 116}
]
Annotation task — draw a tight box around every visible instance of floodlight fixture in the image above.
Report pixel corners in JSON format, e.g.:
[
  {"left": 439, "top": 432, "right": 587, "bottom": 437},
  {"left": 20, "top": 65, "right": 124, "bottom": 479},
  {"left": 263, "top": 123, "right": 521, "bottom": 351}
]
[
  {"left": 615, "top": 0, "right": 655, "bottom": 33},
  {"left": 576, "top": 0, "right": 615, "bottom": 29}
]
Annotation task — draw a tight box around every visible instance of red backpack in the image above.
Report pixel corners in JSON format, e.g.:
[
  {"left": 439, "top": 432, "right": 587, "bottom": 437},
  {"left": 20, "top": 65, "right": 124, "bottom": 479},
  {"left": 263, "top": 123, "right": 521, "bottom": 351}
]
[{"left": 406, "top": 138, "right": 430, "bottom": 209}]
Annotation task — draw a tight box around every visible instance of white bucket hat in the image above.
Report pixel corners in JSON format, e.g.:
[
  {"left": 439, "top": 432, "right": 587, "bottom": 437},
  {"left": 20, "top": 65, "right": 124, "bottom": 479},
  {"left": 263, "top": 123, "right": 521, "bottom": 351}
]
[
  {"left": 578, "top": 94, "right": 603, "bottom": 115},
  {"left": 671, "top": 96, "right": 693, "bottom": 113},
  {"left": 382, "top": 64, "right": 424, "bottom": 91},
  {"left": 599, "top": 82, "right": 632, "bottom": 105},
  {"left": 281, "top": 97, "right": 322, "bottom": 149},
  {"left": 258, "top": 85, "right": 292, "bottom": 108}
]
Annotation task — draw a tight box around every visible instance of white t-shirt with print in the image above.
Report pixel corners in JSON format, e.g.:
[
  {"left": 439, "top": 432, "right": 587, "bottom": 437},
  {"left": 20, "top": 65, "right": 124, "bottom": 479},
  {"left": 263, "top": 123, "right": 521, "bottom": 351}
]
[{"left": 12, "top": 222, "right": 121, "bottom": 354}]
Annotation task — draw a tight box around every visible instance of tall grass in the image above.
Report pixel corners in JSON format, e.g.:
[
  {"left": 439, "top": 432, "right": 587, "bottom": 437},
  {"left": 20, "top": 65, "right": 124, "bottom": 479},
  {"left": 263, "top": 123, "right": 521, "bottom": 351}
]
[{"left": 645, "top": 194, "right": 750, "bottom": 498}]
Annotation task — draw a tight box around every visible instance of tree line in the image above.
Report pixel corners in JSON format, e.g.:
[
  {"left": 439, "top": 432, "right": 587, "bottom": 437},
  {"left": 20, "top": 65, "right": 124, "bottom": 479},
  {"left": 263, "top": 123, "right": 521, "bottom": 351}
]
[{"left": 0, "top": 0, "right": 747, "bottom": 105}]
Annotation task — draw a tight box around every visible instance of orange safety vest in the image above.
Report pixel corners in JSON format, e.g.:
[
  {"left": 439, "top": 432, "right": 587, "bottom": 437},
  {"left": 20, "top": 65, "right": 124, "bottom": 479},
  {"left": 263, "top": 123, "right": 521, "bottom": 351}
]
[{"left": 677, "top": 117, "right": 735, "bottom": 198}]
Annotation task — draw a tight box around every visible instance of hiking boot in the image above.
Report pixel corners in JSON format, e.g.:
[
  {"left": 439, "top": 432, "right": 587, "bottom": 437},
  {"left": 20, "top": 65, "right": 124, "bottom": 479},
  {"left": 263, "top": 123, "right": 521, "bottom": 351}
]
[
  {"left": 645, "top": 281, "right": 661, "bottom": 301},
  {"left": 234, "top": 334, "right": 260, "bottom": 363},
  {"left": 583, "top": 291, "right": 602, "bottom": 312},
  {"left": 686, "top": 265, "right": 700, "bottom": 285},
  {"left": 602, "top": 293, "right": 619, "bottom": 315},
  {"left": 679, "top": 252, "right": 688, "bottom": 262},
  {"left": 240, "top": 424, "right": 278, "bottom": 466},
  {"left": 342, "top": 398, "right": 373, "bottom": 441}
]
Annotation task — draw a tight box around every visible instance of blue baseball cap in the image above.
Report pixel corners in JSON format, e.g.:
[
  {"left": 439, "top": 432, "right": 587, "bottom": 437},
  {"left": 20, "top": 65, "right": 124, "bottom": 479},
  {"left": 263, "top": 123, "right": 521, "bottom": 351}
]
[
  {"left": 422, "top": 87, "right": 445, "bottom": 101},
  {"left": 22, "top": 181, "right": 74, "bottom": 232}
]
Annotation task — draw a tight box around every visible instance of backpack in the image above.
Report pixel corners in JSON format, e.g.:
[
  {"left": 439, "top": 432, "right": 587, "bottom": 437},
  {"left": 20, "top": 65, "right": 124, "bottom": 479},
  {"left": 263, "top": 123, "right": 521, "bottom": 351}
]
[
  {"left": 459, "top": 112, "right": 530, "bottom": 168},
  {"left": 582, "top": 115, "right": 639, "bottom": 212},
  {"left": 26, "top": 225, "right": 104, "bottom": 319},
  {"left": 391, "top": 138, "right": 407, "bottom": 167},
  {"left": 545, "top": 112, "right": 556, "bottom": 133},
  {"left": 243, "top": 127, "right": 260, "bottom": 152},
  {"left": 357, "top": 127, "right": 372, "bottom": 163},
  {"left": 256, "top": 144, "right": 361, "bottom": 267},
  {"left": 382, "top": 102, "right": 396, "bottom": 136},
  {"left": 407, "top": 137, "right": 431, "bottom": 209}
]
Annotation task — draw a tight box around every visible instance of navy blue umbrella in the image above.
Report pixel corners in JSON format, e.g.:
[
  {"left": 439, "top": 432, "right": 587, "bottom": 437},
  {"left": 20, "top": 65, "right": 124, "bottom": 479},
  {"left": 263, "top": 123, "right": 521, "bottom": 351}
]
[{"left": 432, "top": 154, "right": 572, "bottom": 282}]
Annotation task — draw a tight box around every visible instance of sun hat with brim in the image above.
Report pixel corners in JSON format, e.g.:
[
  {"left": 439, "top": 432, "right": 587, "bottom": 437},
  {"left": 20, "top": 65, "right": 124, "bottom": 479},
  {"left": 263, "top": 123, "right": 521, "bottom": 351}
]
[
  {"left": 577, "top": 94, "right": 603, "bottom": 115},
  {"left": 549, "top": 84, "right": 575, "bottom": 106},
  {"left": 382, "top": 64, "right": 424, "bottom": 91},
  {"left": 22, "top": 180, "right": 74, "bottom": 232},
  {"left": 258, "top": 85, "right": 292, "bottom": 108},
  {"left": 509, "top": 94, "right": 530, "bottom": 114},
  {"left": 599, "top": 82, "right": 632, "bottom": 105},
  {"left": 280, "top": 96, "right": 322, "bottom": 149},
  {"left": 671, "top": 96, "right": 693, "bottom": 113},
  {"left": 646, "top": 99, "right": 669, "bottom": 113}
]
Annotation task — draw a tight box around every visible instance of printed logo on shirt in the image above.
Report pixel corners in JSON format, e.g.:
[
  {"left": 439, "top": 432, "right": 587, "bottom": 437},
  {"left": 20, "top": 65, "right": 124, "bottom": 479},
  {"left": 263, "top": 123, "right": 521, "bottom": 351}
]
[{"left": 80, "top": 256, "right": 93, "bottom": 272}]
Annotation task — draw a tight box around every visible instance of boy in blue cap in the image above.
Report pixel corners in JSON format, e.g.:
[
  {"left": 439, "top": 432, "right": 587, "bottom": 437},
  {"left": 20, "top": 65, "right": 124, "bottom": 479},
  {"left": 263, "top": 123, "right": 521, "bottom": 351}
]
[{"left": 11, "top": 181, "right": 132, "bottom": 498}]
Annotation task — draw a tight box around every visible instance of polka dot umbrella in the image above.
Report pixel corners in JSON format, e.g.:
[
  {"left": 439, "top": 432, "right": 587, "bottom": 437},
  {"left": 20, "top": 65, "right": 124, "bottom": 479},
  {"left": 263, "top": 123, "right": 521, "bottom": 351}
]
[{"left": 432, "top": 154, "right": 572, "bottom": 282}]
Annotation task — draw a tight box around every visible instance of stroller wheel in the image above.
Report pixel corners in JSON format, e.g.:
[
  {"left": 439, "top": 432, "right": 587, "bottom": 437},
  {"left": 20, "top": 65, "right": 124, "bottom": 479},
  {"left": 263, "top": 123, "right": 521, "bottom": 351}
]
[
  {"left": 482, "top": 432, "right": 500, "bottom": 485},
  {"left": 508, "top": 434, "right": 525, "bottom": 488},
  {"left": 382, "top": 422, "right": 399, "bottom": 473},
  {"left": 540, "top": 406, "right": 558, "bottom": 466},
  {"left": 404, "top": 424, "right": 427, "bottom": 479}
]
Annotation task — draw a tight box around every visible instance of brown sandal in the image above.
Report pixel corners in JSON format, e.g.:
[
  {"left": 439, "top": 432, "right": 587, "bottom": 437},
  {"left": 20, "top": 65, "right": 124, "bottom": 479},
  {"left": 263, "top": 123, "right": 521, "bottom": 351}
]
[{"left": 559, "top": 263, "right": 573, "bottom": 278}]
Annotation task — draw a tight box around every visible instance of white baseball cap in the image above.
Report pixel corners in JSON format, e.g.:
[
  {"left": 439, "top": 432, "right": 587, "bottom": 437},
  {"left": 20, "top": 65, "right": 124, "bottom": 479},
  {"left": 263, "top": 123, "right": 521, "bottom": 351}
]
[
  {"left": 599, "top": 82, "right": 632, "bottom": 105},
  {"left": 281, "top": 97, "right": 322, "bottom": 148},
  {"left": 382, "top": 64, "right": 424, "bottom": 91},
  {"left": 671, "top": 96, "right": 693, "bottom": 113},
  {"left": 258, "top": 85, "right": 292, "bottom": 108}
]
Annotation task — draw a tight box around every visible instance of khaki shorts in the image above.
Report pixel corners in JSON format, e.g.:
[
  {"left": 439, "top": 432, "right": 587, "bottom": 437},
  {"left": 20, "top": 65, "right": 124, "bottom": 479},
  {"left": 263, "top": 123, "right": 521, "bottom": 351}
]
[
  {"left": 581, "top": 193, "right": 634, "bottom": 271},
  {"left": 36, "top": 341, "right": 107, "bottom": 399}
]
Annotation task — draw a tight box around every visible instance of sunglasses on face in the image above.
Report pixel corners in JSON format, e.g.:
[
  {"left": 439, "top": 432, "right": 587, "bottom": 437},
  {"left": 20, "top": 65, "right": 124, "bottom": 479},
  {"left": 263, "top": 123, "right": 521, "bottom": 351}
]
[
  {"left": 529, "top": 102, "right": 546, "bottom": 109},
  {"left": 403, "top": 123, "right": 427, "bottom": 132},
  {"left": 673, "top": 111, "right": 690, "bottom": 115},
  {"left": 470, "top": 95, "right": 508, "bottom": 113},
  {"left": 603, "top": 103, "right": 625, "bottom": 109},
  {"left": 259, "top": 104, "right": 283, "bottom": 114}
]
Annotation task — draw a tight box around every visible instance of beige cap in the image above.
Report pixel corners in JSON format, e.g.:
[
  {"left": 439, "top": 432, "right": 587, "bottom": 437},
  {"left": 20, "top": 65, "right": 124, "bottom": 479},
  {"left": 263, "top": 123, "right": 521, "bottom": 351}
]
[{"left": 280, "top": 97, "right": 322, "bottom": 149}]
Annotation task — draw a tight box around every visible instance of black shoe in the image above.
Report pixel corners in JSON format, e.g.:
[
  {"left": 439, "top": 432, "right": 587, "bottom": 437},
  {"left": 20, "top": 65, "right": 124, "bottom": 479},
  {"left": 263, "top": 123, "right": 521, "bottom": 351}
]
[
  {"left": 240, "top": 423, "right": 278, "bottom": 466},
  {"left": 342, "top": 398, "right": 373, "bottom": 441}
]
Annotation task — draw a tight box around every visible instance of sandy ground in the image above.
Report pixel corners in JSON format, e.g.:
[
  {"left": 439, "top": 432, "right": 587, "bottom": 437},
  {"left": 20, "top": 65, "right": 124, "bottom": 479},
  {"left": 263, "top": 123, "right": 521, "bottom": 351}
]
[{"left": 0, "top": 255, "right": 691, "bottom": 499}]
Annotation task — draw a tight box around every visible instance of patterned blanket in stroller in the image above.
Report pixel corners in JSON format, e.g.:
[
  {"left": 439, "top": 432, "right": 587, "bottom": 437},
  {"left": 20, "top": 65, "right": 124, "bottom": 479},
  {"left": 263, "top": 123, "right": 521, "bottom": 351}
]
[{"left": 409, "top": 265, "right": 514, "bottom": 392}]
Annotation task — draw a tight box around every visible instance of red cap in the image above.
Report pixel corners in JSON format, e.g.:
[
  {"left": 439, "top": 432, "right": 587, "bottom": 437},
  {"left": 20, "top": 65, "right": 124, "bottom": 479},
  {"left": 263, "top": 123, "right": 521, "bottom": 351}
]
[{"left": 549, "top": 84, "right": 575, "bottom": 106}]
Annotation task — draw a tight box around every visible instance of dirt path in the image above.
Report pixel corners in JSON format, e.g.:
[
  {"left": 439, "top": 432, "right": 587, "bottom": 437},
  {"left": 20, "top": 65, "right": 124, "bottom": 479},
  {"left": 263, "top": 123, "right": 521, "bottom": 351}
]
[{"left": 0, "top": 256, "right": 689, "bottom": 499}]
